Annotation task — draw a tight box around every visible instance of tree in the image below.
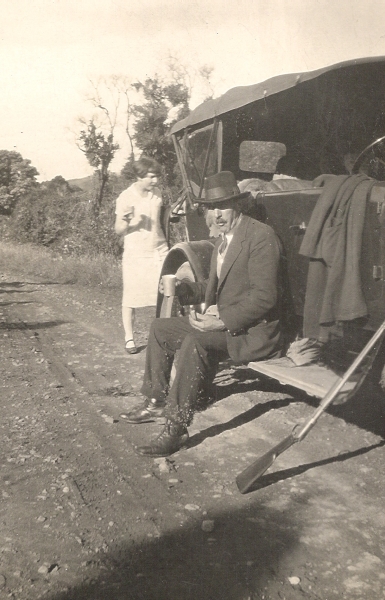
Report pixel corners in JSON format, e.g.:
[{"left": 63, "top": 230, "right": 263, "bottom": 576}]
[
  {"left": 77, "top": 120, "right": 119, "bottom": 215},
  {"left": 77, "top": 61, "right": 215, "bottom": 210},
  {"left": 0, "top": 150, "right": 39, "bottom": 215},
  {"left": 122, "top": 58, "right": 214, "bottom": 189},
  {"left": 77, "top": 77, "right": 128, "bottom": 214},
  {"left": 129, "top": 77, "right": 189, "bottom": 186}
]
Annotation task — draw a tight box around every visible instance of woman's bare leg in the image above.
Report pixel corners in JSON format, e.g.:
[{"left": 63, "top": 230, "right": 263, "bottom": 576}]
[{"left": 122, "top": 306, "right": 135, "bottom": 342}]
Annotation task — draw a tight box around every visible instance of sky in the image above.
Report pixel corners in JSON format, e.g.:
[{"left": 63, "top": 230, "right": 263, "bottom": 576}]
[{"left": 1, "top": 0, "right": 385, "bottom": 182}]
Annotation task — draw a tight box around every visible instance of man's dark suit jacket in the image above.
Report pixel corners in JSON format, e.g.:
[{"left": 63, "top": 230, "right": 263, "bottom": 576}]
[{"left": 179, "top": 214, "right": 282, "bottom": 363}]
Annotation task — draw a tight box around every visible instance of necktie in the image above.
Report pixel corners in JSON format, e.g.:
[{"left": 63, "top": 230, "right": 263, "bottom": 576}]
[
  {"left": 217, "top": 234, "right": 228, "bottom": 278},
  {"left": 219, "top": 234, "right": 227, "bottom": 255}
]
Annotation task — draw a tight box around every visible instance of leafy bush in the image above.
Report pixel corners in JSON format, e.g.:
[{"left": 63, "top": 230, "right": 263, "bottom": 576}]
[
  {"left": 0, "top": 150, "right": 39, "bottom": 215},
  {"left": 4, "top": 174, "right": 127, "bottom": 258}
]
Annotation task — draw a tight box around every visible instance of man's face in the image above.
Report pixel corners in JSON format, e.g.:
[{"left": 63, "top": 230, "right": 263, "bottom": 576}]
[{"left": 207, "top": 200, "right": 240, "bottom": 234}]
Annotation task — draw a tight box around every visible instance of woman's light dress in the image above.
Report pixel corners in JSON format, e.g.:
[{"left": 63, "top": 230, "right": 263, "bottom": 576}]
[{"left": 115, "top": 183, "right": 168, "bottom": 308}]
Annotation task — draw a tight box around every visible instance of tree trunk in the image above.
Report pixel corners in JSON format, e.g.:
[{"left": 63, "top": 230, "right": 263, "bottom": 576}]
[{"left": 91, "top": 168, "right": 108, "bottom": 217}]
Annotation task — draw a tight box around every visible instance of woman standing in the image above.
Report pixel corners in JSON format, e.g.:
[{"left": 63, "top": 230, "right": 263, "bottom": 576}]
[{"left": 115, "top": 157, "right": 168, "bottom": 354}]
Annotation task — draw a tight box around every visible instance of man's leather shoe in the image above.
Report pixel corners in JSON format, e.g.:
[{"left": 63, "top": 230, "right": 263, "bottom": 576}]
[
  {"left": 120, "top": 399, "right": 165, "bottom": 424},
  {"left": 134, "top": 420, "right": 189, "bottom": 457}
]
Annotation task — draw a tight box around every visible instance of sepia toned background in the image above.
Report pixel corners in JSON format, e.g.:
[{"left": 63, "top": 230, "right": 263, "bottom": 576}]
[{"left": 1, "top": 0, "right": 385, "bottom": 181}]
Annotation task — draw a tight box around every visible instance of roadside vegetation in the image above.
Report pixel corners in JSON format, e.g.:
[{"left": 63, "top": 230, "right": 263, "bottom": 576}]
[
  {"left": 0, "top": 58, "right": 214, "bottom": 279},
  {"left": 0, "top": 240, "right": 122, "bottom": 289}
]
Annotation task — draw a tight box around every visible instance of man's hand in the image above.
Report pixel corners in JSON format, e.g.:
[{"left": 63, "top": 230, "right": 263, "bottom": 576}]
[{"left": 189, "top": 310, "right": 226, "bottom": 332}]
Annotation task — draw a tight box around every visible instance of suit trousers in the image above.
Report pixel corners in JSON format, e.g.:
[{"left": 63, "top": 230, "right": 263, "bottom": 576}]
[{"left": 141, "top": 317, "right": 229, "bottom": 426}]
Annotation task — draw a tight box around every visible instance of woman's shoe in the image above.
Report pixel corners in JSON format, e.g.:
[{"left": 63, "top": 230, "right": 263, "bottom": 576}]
[{"left": 125, "top": 339, "right": 137, "bottom": 354}]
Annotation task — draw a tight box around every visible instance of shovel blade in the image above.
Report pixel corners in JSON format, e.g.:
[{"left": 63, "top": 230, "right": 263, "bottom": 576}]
[
  {"left": 236, "top": 433, "right": 296, "bottom": 494},
  {"left": 236, "top": 455, "right": 275, "bottom": 494}
]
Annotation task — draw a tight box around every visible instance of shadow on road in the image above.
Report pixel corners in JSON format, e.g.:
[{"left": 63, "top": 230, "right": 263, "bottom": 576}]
[
  {"left": 0, "top": 280, "right": 65, "bottom": 290},
  {"left": 247, "top": 440, "right": 385, "bottom": 493},
  {"left": 0, "top": 300, "right": 37, "bottom": 307},
  {"left": 47, "top": 502, "right": 302, "bottom": 600},
  {"left": 0, "top": 320, "right": 68, "bottom": 331},
  {"left": 325, "top": 379, "right": 385, "bottom": 438},
  {"left": 188, "top": 397, "right": 295, "bottom": 450},
  {"left": 0, "top": 281, "right": 29, "bottom": 289},
  {"left": 213, "top": 363, "right": 385, "bottom": 439}
]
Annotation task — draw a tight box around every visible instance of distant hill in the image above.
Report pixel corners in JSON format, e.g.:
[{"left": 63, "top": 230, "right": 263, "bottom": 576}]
[
  {"left": 67, "top": 173, "right": 127, "bottom": 196},
  {"left": 68, "top": 175, "right": 96, "bottom": 194}
]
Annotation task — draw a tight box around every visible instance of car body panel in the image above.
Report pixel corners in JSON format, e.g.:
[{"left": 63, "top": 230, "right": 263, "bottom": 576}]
[{"left": 159, "top": 57, "right": 385, "bottom": 395}]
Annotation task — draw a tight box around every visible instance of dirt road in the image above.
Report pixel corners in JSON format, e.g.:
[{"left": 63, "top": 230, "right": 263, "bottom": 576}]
[{"left": 0, "top": 269, "right": 384, "bottom": 599}]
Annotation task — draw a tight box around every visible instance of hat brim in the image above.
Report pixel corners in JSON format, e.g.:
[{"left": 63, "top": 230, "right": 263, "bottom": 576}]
[{"left": 195, "top": 191, "right": 250, "bottom": 205}]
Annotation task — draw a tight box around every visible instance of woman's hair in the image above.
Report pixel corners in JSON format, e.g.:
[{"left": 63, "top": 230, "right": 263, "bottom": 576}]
[{"left": 133, "top": 156, "right": 162, "bottom": 178}]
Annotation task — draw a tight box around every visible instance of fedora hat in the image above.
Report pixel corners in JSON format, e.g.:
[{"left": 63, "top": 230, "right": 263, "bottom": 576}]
[{"left": 198, "top": 171, "right": 250, "bottom": 204}]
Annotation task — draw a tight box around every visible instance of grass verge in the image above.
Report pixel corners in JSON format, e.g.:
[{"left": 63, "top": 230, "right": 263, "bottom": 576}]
[{"left": 0, "top": 241, "right": 122, "bottom": 289}]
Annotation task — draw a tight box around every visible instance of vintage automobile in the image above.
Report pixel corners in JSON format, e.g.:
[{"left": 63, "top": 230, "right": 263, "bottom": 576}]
[{"left": 157, "top": 56, "right": 385, "bottom": 401}]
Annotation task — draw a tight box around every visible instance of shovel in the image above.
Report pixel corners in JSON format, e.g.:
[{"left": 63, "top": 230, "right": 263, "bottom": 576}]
[{"left": 236, "top": 319, "right": 385, "bottom": 494}]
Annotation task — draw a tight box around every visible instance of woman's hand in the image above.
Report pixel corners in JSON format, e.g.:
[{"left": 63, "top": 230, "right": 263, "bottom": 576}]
[
  {"left": 115, "top": 214, "right": 130, "bottom": 236},
  {"left": 127, "top": 213, "right": 143, "bottom": 229},
  {"left": 158, "top": 279, "right": 181, "bottom": 295}
]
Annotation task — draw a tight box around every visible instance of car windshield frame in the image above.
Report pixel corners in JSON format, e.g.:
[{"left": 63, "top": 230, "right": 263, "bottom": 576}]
[{"left": 173, "top": 119, "right": 223, "bottom": 203}]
